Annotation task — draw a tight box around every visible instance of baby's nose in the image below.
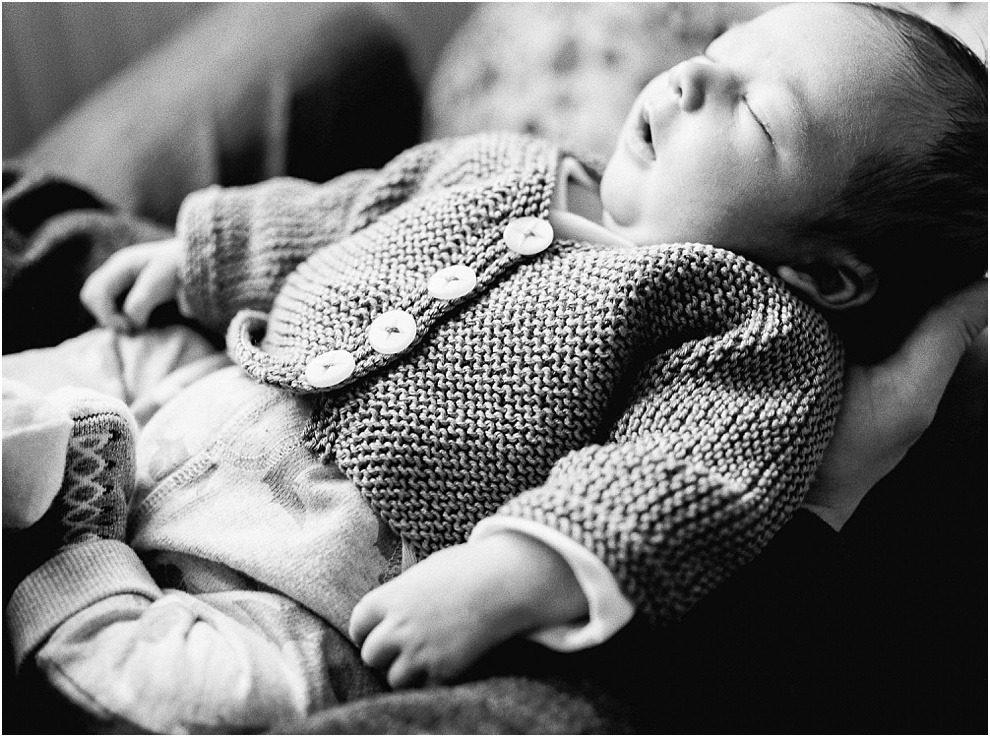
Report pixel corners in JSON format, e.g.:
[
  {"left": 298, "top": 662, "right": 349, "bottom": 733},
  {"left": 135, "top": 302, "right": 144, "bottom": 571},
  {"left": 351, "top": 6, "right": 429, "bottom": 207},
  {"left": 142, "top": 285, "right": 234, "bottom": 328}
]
[{"left": 669, "top": 59, "right": 726, "bottom": 113}]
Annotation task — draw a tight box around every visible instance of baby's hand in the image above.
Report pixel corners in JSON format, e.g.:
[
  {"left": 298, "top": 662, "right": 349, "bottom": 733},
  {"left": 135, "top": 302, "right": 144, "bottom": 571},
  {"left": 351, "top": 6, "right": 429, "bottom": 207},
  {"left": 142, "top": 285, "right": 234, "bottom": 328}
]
[
  {"left": 80, "top": 238, "right": 183, "bottom": 332},
  {"left": 349, "top": 533, "right": 588, "bottom": 689}
]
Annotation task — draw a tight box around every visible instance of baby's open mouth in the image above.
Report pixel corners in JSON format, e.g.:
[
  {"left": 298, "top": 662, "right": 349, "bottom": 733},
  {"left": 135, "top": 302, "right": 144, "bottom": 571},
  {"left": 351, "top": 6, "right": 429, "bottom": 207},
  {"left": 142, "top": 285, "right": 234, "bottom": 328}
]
[
  {"left": 637, "top": 106, "right": 656, "bottom": 159},
  {"left": 624, "top": 103, "right": 657, "bottom": 164}
]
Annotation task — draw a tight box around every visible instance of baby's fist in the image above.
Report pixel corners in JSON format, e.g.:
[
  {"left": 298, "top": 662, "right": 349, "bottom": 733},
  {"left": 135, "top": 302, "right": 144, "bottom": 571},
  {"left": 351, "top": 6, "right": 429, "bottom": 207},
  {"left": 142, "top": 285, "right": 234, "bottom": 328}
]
[
  {"left": 349, "top": 544, "right": 517, "bottom": 689},
  {"left": 349, "top": 533, "right": 589, "bottom": 690}
]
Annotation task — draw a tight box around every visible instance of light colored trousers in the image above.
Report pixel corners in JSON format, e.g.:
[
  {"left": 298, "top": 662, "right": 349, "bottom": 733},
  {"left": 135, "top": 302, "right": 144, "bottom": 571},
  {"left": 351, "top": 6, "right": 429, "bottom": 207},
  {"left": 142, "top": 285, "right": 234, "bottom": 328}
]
[{"left": 3, "top": 327, "right": 398, "bottom": 733}]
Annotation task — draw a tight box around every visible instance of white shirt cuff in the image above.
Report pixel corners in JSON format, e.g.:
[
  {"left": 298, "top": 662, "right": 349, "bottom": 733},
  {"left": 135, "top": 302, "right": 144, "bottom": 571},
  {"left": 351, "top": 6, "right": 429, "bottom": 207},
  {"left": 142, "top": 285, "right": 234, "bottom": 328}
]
[{"left": 469, "top": 516, "right": 635, "bottom": 651}]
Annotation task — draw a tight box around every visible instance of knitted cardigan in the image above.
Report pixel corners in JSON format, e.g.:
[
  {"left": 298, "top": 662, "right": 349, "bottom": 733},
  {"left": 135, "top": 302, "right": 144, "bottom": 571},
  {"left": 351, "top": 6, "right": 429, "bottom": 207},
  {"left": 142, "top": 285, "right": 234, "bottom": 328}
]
[{"left": 176, "top": 132, "right": 844, "bottom": 625}]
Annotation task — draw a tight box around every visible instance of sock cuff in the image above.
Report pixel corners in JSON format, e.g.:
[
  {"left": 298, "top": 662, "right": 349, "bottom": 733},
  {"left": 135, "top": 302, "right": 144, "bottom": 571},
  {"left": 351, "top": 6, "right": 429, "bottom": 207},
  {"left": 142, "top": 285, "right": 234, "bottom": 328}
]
[
  {"left": 6, "top": 540, "right": 161, "bottom": 667},
  {"left": 48, "top": 387, "right": 137, "bottom": 432}
]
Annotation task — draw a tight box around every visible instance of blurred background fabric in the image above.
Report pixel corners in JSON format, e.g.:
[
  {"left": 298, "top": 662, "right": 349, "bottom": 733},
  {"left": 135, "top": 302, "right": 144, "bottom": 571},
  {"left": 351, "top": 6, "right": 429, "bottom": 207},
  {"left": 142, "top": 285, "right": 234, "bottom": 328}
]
[
  {"left": 4, "top": 2, "right": 986, "bottom": 161},
  {"left": 2, "top": 3, "right": 214, "bottom": 157},
  {"left": 1, "top": 2, "right": 474, "bottom": 161}
]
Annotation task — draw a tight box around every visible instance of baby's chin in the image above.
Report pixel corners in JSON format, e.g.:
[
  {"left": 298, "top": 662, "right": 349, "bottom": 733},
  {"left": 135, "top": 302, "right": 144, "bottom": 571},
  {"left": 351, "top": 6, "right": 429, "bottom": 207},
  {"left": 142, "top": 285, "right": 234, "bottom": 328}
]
[
  {"left": 599, "top": 160, "right": 656, "bottom": 245},
  {"left": 601, "top": 210, "right": 662, "bottom": 247},
  {"left": 598, "top": 186, "right": 634, "bottom": 238},
  {"left": 601, "top": 209, "right": 620, "bottom": 234},
  {"left": 602, "top": 210, "right": 639, "bottom": 243}
]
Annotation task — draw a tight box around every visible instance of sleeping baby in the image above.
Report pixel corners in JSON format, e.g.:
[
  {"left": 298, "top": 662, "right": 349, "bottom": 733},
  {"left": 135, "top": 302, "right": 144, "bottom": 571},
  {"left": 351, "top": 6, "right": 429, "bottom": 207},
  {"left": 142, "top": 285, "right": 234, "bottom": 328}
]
[{"left": 4, "top": 3, "right": 986, "bottom": 732}]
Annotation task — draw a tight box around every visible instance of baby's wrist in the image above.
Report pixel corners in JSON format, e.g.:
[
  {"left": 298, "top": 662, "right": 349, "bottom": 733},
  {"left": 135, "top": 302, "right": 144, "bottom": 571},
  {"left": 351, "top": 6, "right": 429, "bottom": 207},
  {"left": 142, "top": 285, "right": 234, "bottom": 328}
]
[{"left": 471, "top": 531, "right": 589, "bottom": 633}]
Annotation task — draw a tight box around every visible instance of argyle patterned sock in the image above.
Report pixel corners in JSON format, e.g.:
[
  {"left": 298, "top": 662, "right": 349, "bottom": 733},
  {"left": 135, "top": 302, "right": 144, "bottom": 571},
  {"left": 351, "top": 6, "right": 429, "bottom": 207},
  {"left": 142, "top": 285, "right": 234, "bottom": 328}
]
[{"left": 45, "top": 388, "right": 137, "bottom": 548}]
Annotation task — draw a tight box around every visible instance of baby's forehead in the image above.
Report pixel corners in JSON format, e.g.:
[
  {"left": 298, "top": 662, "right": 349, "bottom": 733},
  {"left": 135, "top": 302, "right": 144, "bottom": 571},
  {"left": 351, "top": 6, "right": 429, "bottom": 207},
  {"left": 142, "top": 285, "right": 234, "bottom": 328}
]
[
  {"left": 717, "top": 3, "right": 902, "bottom": 58},
  {"left": 729, "top": 8, "right": 913, "bottom": 126}
]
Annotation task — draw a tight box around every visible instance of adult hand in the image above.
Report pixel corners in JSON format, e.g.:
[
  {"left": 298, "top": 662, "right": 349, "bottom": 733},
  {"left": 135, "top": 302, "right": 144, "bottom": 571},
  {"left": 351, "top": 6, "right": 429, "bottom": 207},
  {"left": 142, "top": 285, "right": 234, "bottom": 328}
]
[{"left": 803, "top": 279, "right": 988, "bottom": 531}]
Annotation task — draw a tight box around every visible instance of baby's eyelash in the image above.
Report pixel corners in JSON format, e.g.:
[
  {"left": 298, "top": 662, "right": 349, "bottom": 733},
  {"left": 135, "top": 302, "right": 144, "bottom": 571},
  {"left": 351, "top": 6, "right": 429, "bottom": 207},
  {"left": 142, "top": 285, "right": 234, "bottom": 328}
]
[{"left": 743, "top": 97, "right": 774, "bottom": 144}]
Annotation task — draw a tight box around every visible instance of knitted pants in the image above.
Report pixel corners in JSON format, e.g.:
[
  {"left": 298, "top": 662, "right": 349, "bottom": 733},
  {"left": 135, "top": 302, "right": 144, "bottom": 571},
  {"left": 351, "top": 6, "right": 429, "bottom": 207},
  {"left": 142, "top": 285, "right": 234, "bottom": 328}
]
[{"left": 4, "top": 326, "right": 397, "bottom": 732}]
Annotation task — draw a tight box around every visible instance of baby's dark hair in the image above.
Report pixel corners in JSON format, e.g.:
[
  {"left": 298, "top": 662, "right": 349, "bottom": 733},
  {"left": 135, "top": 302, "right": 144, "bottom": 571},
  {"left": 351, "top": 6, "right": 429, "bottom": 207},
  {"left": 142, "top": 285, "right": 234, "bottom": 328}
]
[{"left": 792, "top": 3, "right": 987, "bottom": 362}]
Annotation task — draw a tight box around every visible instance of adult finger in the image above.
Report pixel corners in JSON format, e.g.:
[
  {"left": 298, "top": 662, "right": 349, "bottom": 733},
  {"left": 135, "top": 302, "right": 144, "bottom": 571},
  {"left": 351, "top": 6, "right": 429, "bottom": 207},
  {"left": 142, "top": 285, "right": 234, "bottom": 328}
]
[
  {"left": 121, "top": 254, "right": 180, "bottom": 328},
  {"left": 884, "top": 278, "right": 987, "bottom": 401}
]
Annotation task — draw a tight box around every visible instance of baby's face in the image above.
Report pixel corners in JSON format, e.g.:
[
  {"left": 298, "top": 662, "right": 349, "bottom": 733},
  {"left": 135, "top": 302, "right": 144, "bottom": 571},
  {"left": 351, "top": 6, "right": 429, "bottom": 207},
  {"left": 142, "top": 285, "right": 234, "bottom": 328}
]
[{"left": 600, "top": 3, "right": 903, "bottom": 262}]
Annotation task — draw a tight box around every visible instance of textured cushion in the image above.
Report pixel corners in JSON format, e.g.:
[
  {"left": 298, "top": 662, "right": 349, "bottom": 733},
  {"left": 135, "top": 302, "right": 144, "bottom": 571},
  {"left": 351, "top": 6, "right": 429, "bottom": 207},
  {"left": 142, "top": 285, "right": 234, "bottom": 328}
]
[{"left": 427, "top": 3, "right": 771, "bottom": 158}]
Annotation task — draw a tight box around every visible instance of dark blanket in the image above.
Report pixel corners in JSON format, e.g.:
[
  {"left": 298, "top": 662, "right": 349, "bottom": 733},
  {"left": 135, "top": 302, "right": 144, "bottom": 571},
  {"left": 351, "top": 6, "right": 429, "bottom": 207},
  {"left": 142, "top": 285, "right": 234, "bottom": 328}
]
[{"left": 2, "top": 165, "right": 172, "bottom": 354}]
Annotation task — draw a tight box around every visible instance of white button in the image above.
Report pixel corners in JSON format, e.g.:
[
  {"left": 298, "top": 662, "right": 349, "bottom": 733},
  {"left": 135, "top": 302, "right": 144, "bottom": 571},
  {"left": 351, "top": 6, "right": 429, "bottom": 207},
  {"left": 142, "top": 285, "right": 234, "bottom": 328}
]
[
  {"left": 428, "top": 264, "right": 477, "bottom": 301},
  {"left": 368, "top": 309, "right": 417, "bottom": 355},
  {"left": 502, "top": 216, "right": 554, "bottom": 255},
  {"left": 305, "top": 350, "right": 356, "bottom": 388}
]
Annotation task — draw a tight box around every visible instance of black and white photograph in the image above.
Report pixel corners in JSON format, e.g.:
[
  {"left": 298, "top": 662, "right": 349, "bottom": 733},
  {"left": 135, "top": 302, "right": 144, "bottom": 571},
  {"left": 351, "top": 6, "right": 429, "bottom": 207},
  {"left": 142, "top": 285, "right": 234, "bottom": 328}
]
[{"left": 2, "top": 2, "right": 987, "bottom": 734}]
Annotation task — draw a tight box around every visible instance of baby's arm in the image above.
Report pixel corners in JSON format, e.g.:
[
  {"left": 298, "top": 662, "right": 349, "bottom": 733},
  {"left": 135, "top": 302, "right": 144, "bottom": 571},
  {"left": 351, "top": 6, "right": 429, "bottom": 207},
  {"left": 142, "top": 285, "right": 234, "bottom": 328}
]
[
  {"left": 349, "top": 532, "right": 588, "bottom": 689},
  {"left": 82, "top": 139, "right": 455, "bottom": 334}
]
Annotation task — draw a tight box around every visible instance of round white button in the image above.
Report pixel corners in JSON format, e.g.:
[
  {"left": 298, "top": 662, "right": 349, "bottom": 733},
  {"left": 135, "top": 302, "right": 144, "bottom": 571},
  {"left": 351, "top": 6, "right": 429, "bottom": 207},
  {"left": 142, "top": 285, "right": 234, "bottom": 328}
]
[
  {"left": 427, "top": 264, "right": 478, "bottom": 301},
  {"left": 502, "top": 216, "right": 554, "bottom": 255},
  {"left": 305, "top": 350, "right": 356, "bottom": 388},
  {"left": 368, "top": 309, "right": 417, "bottom": 355}
]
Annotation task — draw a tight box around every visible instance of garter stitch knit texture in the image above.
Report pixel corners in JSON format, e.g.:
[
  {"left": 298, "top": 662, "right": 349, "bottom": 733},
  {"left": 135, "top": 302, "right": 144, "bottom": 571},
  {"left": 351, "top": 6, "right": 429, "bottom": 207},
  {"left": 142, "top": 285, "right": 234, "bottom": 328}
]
[{"left": 176, "top": 133, "right": 844, "bottom": 624}]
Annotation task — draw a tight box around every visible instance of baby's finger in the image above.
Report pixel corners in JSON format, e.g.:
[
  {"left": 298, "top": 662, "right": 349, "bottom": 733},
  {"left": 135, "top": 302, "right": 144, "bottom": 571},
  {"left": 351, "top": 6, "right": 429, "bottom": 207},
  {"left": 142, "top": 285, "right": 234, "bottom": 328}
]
[
  {"left": 349, "top": 595, "right": 384, "bottom": 646},
  {"left": 121, "top": 255, "right": 180, "bottom": 328},
  {"left": 387, "top": 652, "right": 428, "bottom": 690},
  {"left": 359, "top": 622, "right": 402, "bottom": 671},
  {"left": 80, "top": 253, "right": 144, "bottom": 330}
]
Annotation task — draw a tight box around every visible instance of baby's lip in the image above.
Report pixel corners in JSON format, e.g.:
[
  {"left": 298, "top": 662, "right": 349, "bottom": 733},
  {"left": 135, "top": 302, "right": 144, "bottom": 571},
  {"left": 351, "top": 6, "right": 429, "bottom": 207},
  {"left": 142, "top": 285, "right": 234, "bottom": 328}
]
[
  {"left": 640, "top": 102, "right": 660, "bottom": 157},
  {"left": 624, "top": 111, "right": 656, "bottom": 165},
  {"left": 621, "top": 100, "right": 658, "bottom": 165}
]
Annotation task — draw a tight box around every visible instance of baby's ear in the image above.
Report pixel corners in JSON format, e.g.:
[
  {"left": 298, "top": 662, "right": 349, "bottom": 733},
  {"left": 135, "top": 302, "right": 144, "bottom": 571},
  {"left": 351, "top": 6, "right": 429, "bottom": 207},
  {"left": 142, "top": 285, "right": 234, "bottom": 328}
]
[{"left": 776, "top": 254, "right": 877, "bottom": 311}]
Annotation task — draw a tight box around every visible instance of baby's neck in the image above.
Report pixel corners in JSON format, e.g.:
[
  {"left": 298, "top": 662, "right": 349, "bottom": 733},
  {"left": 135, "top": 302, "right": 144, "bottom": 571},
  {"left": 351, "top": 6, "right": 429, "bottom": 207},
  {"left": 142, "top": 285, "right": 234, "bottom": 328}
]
[
  {"left": 555, "top": 157, "right": 606, "bottom": 226},
  {"left": 554, "top": 157, "right": 634, "bottom": 247},
  {"left": 551, "top": 184, "right": 634, "bottom": 249}
]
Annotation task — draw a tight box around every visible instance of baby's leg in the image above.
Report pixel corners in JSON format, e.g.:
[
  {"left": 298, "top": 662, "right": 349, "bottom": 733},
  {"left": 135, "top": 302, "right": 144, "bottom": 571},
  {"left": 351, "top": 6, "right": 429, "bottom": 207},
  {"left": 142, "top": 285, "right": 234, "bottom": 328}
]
[
  {"left": 9, "top": 556, "right": 380, "bottom": 733},
  {"left": 44, "top": 388, "right": 137, "bottom": 545},
  {"left": 10, "top": 402, "right": 380, "bottom": 735},
  {"left": 4, "top": 325, "right": 225, "bottom": 598},
  {"left": 6, "top": 387, "right": 137, "bottom": 593}
]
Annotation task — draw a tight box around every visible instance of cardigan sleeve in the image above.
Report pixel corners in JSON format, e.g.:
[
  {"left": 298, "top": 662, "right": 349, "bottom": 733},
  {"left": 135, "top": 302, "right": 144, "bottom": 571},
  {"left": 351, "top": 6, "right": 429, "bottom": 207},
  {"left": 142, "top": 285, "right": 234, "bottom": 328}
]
[
  {"left": 174, "top": 139, "right": 451, "bottom": 333},
  {"left": 493, "top": 285, "right": 845, "bottom": 626}
]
